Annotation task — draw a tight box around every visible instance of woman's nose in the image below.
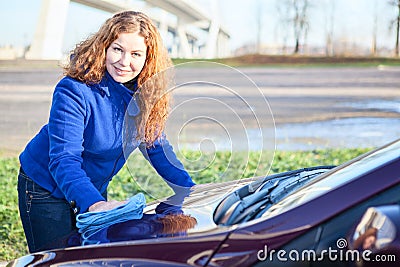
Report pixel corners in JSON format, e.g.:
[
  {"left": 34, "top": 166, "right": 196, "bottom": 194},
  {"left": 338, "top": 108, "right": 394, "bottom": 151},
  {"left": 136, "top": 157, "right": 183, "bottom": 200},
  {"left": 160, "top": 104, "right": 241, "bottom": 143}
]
[{"left": 119, "top": 53, "right": 131, "bottom": 66}]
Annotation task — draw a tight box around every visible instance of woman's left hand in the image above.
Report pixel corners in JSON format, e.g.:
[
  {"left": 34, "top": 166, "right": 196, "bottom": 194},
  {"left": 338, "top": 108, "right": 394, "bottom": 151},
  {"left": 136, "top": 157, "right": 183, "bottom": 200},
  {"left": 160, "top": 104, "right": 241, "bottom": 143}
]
[{"left": 88, "top": 200, "right": 127, "bottom": 212}]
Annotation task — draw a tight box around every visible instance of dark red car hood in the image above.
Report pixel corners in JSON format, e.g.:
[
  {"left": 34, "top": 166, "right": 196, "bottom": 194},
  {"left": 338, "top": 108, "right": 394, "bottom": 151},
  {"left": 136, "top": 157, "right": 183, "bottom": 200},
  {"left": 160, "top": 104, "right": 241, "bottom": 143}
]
[{"left": 79, "top": 178, "right": 258, "bottom": 245}]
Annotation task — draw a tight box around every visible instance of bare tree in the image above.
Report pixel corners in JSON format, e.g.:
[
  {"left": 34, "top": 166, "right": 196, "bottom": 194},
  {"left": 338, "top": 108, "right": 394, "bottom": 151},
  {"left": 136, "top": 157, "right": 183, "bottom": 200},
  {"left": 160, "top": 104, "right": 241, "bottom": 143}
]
[
  {"left": 372, "top": 0, "right": 378, "bottom": 56},
  {"left": 389, "top": 0, "right": 400, "bottom": 56},
  {"left": 277, "top": 0, "right": 311, "bottom": 54},
  {"left": 256, "top": 0, "right": 263, "bottom": 54},
  {"left": 275, "top": 1, "right": 292, "bottom": 54},
  {"left": 323, "top": 0, "right": 335, "bottom": 56},
  {"left": 293, "top": 0, "right": 310, "bottom": 54}
]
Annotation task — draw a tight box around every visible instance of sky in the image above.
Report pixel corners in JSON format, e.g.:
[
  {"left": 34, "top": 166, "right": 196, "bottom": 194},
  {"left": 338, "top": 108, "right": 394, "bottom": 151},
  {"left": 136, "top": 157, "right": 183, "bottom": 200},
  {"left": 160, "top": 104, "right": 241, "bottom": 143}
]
[{"left": 0, "top": 0, "right": 397, "bottom": 55}]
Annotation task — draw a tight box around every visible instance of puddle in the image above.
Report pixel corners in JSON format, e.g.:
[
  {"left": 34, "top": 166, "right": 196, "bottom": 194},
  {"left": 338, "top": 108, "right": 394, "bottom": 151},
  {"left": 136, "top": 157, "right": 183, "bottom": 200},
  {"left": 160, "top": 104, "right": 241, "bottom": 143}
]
[
  {"left": 275, "top": 117, "right": 400, "bottom": 151},
  {"left": 171, "top": 117, "right": 400, "bottom": 152},
  {"left": 338, "top": 99, "right": 400, "bottom": 113}
]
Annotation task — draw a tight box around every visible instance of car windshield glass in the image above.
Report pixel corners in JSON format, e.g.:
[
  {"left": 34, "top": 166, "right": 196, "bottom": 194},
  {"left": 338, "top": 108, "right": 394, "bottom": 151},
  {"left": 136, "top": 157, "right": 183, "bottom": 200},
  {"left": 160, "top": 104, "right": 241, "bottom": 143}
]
[
  {"left": 213, "top": 166, "right": 335, "bottom": 225},
  {"left": 261, "top": 140, "right": 400, "bottom": 219}
]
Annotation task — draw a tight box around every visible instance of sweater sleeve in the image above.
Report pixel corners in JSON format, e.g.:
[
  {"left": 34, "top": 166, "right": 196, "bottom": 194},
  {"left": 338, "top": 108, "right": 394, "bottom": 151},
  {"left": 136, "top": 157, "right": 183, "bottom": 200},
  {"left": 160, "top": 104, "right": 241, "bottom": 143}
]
[
  {"left": 48, "top": 78, "right": 105, "bottom": 213},
  {"left": 139, "top": 135, "right": 196, "bottom": 189}
]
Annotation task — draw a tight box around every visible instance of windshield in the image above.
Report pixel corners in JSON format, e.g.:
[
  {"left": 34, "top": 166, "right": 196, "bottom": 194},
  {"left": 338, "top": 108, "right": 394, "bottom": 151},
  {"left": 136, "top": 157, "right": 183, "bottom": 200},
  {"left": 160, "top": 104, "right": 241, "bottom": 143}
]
[
  {"left": 213, "top": 166, "right": 335, "bottom": 225},
  {"left": 261, "top": 139, "right": 400, "bottom": 219}
]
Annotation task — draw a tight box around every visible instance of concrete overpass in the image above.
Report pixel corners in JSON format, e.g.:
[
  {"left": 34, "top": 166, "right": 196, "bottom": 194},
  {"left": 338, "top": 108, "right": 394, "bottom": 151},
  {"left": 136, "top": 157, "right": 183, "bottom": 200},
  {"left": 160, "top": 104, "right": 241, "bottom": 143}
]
[{"left": 25, "top": 0, "right": 230, "bottom": 60}]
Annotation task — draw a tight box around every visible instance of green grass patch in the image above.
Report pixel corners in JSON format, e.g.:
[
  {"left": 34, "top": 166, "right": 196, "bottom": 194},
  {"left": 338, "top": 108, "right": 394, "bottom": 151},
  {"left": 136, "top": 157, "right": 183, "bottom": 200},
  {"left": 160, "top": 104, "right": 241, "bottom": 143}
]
[
  {"left": 2, "top": 56, "right": 399, "bottom": 71},
  {"left": 0, "top": 157, "right": 27, "bottom": 261},
  {"left": 0, "top": 147, "right": 372, "bottom": 261},
  {"left": 172, "top": 55, "right": 400, "bottom": 68}
]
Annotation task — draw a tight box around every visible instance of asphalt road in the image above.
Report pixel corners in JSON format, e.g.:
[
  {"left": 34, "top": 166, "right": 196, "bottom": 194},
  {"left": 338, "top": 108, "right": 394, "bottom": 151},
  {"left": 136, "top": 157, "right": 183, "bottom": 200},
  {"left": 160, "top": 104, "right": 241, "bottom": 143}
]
[{"left": 1, "top": 64, "right": 399, "bottom": 155}]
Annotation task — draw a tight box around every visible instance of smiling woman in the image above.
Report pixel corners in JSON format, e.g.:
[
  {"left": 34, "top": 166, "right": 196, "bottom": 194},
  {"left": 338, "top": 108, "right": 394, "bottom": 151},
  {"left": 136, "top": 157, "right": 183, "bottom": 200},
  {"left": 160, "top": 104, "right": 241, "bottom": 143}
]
[
  {"left": 16, "top": 10, "right": 195, "bottom": 254},
  {"left": 106, "top": 32, "right": 147, "bottom": 83}
]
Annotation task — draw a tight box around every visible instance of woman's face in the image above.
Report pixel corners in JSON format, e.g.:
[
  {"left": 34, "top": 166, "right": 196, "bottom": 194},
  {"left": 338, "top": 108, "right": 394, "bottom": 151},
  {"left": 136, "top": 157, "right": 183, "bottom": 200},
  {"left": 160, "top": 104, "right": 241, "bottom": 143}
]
[
  {"left": 363, "top": 235, "right": 376, "bottom": 250},
  {"left": 106, "top": 32, "right": 147, "bottom": 83}
]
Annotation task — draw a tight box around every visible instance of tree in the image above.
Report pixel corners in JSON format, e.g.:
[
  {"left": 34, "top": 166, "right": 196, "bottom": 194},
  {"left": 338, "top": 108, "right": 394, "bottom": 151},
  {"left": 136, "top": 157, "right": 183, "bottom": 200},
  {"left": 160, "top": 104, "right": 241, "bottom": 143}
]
[
  {"left": 256, "top": 0, "right": 263, "bottom": 54},
  {"left": 322, "top": 0, "right": 335, "bottom": 56},
  {"left": 389, "top": 0, "right": 400, "bottom": 56},
  {"left": 277, "top": 0, "right": 311, "bottom": 54},
  {"left": 275, "top": 0, "right": 292, "bottom": 54},
  {"left": 372, "top": 0, "right": 378, "bottom": 56}
]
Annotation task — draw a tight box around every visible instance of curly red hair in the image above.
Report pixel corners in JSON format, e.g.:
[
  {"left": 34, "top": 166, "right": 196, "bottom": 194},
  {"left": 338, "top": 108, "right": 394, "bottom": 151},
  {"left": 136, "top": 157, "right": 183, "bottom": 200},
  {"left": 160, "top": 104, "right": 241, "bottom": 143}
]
[
  {"left": 158, "top": 214, "right": 197, "bottom": 234},
  {"left": 64, "top": 11, "right": 172, "bottom": 145}
]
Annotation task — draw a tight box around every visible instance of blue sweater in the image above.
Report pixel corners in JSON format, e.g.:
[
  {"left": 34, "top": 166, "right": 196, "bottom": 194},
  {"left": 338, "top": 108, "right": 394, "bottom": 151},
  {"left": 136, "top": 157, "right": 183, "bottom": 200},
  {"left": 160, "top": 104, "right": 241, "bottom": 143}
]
[{"left": 19, "top": 72, "right": 195, "bottom": 213}]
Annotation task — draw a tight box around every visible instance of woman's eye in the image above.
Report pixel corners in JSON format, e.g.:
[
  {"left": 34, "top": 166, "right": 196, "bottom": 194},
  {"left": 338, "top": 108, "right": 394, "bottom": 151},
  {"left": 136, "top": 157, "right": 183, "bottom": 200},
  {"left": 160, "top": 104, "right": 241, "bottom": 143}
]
[
  {"left": 132, "top": 52, "right": 141, "bottom": 57},
  {"left": 113, "top": 47, "right": 123, "bottom": 53}
]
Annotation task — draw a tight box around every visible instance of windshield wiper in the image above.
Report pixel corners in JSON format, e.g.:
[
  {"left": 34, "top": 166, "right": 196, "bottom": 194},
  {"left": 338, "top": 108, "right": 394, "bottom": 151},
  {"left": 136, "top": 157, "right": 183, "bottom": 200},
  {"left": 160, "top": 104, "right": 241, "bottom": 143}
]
[
  {"left": 245, "top": 168, "right": 335, "bottom": 223},
  {"left": 213, "top": 166, "right": 335, "bottom": 225}
]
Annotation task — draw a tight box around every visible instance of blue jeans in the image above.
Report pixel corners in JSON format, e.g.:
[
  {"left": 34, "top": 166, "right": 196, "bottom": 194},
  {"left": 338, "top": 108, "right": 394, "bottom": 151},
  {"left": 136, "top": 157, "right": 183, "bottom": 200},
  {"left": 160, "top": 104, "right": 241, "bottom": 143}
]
[{"left": 17, "top": 167, "right": 77, "bottom": 253}]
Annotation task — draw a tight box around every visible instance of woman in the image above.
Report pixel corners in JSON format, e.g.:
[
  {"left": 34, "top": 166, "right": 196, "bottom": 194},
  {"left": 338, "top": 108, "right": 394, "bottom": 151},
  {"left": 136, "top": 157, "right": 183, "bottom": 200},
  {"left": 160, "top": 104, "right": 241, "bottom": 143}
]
[
  {"left": 353, "top": 227, "right": 378, "bottom": 251},
  {"left": 18, "top": 10, "right": 195, "bottom": 253}
]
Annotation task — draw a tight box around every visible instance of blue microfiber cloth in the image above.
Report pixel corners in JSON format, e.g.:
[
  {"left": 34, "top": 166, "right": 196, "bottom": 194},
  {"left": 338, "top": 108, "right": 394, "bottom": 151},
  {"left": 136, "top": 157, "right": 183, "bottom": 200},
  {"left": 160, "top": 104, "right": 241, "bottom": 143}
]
[{"left": 76, "top": 193, "right": 146, "bottom": 240}]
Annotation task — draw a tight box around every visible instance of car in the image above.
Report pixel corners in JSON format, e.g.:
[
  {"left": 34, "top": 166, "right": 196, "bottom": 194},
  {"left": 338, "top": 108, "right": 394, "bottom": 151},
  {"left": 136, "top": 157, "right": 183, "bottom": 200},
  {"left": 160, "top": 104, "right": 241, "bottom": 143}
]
[{"left": 7, "top": 139, "right": 400, "bottom": 267}]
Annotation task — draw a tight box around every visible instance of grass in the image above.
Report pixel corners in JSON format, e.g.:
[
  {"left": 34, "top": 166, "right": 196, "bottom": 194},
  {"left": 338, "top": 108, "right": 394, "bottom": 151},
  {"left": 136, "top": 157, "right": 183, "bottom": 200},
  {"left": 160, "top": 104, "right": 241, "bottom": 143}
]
[
  {"left": 0, "top": 147, "right": 372, "bottom": 262},
  {"left": 2, "top": 55, "right": 400, "bottom": 71},
  {"left": 172, "top": 54, "right": 400, "bottom": 68},
  {"left": 0, "top": 157, "right": 26, "bottom": 261}
]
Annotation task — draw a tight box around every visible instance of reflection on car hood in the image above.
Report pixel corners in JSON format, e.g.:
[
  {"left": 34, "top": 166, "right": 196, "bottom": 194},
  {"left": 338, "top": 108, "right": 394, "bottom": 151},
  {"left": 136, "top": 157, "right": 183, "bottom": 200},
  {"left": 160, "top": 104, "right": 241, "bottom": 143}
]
[
  {"left": 81, "top": 167, "right": 334, "bottom": 246},
  {"left": 74, "top": 178, "right": 258, "bottom": 246}
]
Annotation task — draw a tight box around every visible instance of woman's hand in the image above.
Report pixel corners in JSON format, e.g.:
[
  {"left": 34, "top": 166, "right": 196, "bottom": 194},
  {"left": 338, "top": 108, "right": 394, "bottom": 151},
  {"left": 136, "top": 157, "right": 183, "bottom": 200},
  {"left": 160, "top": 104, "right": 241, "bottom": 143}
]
[{"left": 88, "top": 200, "right": 127, "bottom": 212}]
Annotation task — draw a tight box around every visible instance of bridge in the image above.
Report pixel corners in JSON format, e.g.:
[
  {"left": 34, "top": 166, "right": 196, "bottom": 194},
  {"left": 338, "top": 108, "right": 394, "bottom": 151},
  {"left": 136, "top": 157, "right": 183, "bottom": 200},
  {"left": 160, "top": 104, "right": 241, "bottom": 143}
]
[{"left": 25, "top": 0, "right": 230, "bottom": 60}]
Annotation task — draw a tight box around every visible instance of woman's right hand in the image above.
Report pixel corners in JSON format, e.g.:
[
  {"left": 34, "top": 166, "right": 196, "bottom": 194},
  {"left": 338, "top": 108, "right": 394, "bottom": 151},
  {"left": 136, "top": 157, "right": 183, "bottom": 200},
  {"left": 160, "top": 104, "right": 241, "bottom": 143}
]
[{"left": 88, "top": 200, "right": 127, "bottom": 212}]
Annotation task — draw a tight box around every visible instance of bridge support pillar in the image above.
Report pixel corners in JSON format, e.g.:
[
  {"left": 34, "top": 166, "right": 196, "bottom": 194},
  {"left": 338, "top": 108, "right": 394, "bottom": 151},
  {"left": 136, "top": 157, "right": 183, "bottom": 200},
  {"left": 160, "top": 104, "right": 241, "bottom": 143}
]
[
  {"left": 25, "top": 0, "right": 70, "bottom": 60},
  {"left": 204, "top": 20, "right": 220, "bottom": 59},
  {"left": 177, "top": 22, "right": 192, "bottom": 58}
]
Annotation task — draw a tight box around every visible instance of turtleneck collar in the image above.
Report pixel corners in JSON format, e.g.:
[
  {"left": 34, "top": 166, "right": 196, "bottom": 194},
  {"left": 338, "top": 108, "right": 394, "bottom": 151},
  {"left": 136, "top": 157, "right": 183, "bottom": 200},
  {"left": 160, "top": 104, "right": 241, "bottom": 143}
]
[{"left": 123, "top": 77, "right": 139, "bottom": 93}]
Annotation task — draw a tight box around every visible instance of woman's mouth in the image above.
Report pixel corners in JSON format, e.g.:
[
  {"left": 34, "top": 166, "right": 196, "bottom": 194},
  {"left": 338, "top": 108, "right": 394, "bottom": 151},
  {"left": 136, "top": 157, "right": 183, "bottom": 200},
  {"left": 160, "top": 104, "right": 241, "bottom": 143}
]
[{"left": 114, "top": 66, "right": 131, "bottom": 76}]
